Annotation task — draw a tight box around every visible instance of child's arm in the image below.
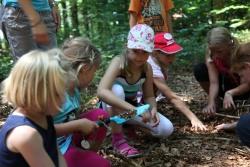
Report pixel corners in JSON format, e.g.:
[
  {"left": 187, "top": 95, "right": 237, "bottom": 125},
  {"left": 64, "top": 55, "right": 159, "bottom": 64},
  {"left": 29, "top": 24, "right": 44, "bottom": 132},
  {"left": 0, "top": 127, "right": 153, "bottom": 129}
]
[
  {"left": 58, "top": 148, "right": 67, "bottom": 167},
  {"left": 215, "top": 121, "right": 237, "bottom": 131},
  {"left": 48, "top": 0, "right": 60, "bottom": 30},
  {"left": 129, "top": 12, "right": 138, "bottom": 29},
  {"left": 55, "top": 118, "right": 98, "bottom": 137},
  {"left": 205, "top": 58, "right": 220, "bottom": 115},
  {"left": 18, "top": 0, "right": 49, "bottom": 44},
  {"left": 98, "top": 57, "right": 136, "bottom": 111},
  {"left": 128, "top": 0, "right": 139, "bottom": 28},
  {"left": 142, "top": 64, "right": 160, "bottom": 127},
  {"left": 166, "top": 12, "right": 173, "bottom": 33},
  {"left": 224, "top": 83, "right": 250, "bottom": 109},
  {"left": 7, "top": 126, "right": 56, "bottom": 167},
  {"left": 153, "top": 78, "right": 207, "bottom": 131}
]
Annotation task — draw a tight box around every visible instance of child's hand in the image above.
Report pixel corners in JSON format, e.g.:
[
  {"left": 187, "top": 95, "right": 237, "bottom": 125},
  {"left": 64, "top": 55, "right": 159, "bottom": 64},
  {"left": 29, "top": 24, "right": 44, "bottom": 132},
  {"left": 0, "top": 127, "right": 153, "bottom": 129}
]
[
  {"left": 141, "top": 111, "right": 151, "bottom": 123},
  {"left": 202, "top": 103, "right": 216, "bottom": 115},
  {"left": 31, "top": 22, "right": 49, "bottom": 44},
  {"left": 77, "top": 118, "right": 99, "bottom": 135},
  {"left": 191, "top": 119, "right": 207, "bottom": 131},
  {"left": 215, "top": 123, "right": 227, "bottom": 131},
  {"left": 223, "top": 92, "right": 235, "bottom": 109},
  {"left": 215, "top": 122, "right": 237, "bottom": 132},
  {"left": 150, "top": 109, "right": 160, "bottom": 127}
]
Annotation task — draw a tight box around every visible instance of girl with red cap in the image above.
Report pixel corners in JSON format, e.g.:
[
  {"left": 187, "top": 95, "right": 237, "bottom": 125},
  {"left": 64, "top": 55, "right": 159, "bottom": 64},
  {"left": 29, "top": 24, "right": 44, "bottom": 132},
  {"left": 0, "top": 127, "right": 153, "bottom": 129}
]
[{"left": 147, "top": 32, "right": 207, "bottom": 131}]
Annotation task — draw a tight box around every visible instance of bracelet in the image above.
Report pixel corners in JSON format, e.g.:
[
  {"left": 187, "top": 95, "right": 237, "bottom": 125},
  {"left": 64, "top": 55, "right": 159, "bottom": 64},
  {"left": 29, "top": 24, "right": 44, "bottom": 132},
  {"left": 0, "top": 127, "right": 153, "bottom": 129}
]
[
  {"left": 31, "top": 17, "right": 42, "bottom": 27},
  {"left": 225, "top": 92, "right": 232, "bottom": 96}
]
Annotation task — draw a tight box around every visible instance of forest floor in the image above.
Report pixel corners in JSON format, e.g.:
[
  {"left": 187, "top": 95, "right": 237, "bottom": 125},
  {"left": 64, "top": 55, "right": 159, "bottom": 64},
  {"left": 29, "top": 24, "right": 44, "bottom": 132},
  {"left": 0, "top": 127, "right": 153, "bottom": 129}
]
[
  {"left": 100, "top": 69, "right": 250, "bottom": 167},
  {"left": 1, "top": 69, "right": 250, "bottom": 167}
]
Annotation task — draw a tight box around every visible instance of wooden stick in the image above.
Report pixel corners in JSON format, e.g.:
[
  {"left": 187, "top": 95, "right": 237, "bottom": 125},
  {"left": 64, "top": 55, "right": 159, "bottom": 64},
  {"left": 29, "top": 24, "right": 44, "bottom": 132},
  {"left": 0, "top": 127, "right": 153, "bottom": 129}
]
[
  {"left": 171, "top": 136, "right": 237, "bottom": 142},
  {"left": 215, "top": 113, "right": 240, "bottom": 119}
]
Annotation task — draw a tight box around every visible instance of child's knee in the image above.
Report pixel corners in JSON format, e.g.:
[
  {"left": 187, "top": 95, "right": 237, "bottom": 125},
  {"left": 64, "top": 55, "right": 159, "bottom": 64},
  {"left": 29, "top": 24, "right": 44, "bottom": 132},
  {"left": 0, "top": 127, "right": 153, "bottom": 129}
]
[
  {"left": 152, "top": 120, "right": 174, "bottom": 138},
  {"left": 111, "top": 84, "right": 125, "bottom": 100},
  {"left": 160, "top": 122, "right": 174, "bottom": 138}
]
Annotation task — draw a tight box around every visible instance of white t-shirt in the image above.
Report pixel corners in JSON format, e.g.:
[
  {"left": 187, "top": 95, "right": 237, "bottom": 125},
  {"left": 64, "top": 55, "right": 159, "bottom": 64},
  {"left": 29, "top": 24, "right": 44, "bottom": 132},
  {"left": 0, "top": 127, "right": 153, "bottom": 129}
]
[
  {"left": 147, "top": 56, "right": 167, "bottom": 101},
  {"left": 147, "top": 56, "right": 166, "bottom": 80}
]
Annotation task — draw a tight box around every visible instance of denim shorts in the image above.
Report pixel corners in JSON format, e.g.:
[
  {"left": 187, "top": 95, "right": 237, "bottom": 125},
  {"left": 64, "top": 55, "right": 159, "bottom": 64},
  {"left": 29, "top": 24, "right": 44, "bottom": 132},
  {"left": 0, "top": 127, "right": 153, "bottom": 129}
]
[
  {"left": 236, "top": 113, "right": 250, "bottom": 147},
  {"left": 1, "top": 7, "right": 57, "bottom": 60}
]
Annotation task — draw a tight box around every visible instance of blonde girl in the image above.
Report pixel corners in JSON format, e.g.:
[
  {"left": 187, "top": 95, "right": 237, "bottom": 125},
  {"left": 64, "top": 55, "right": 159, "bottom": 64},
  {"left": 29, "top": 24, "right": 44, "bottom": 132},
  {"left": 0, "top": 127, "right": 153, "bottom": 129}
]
[
  {"left": 0, "top": 49, "right": 68, "bottom": 167},
  {"left": 98, "top": 24, "right": 174, "bottom": 158},
  {"left": 53, "top": 37, "right": 110, "bottom": 167},
  {"left": 193, "top": 27, "right": 250, "bottom": 115},
  {"left": 215, "top": 43, "right": 250, "bottom": 134}
]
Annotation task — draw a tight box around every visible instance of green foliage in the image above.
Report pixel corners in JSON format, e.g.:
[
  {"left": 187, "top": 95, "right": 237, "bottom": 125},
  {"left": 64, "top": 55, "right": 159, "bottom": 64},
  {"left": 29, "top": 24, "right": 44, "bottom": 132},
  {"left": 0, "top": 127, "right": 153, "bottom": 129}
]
[
  {"left": 233, "top": 29, "right": 250, "bottom": 43},
  {"left": 0, "top": 52, "right": 13, "bottom": 82},
  {"left": 210, "top": 4, "right": 250, "bottom": 29}
]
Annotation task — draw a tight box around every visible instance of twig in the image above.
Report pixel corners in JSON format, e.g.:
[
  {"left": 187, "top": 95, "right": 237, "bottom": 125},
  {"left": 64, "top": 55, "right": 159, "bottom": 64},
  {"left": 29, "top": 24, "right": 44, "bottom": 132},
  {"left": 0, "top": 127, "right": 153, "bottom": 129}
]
[
  {"left": 144, "top": 143, "right": 158, "bottom": 156},
  {"left": 235, "top": 147, "right": 250, "bottom": 157},
  {"left": 144, "top": 160, "right": 163, "bottom": 167},
  {"left": 105, "top": 149, "right": 142, "bottom": 167},
  {"left": 215, "top": 113, "right": 240, "bottom": 119},
  {"left": 171, "top": 136, "right": 237, "bottom": 142}
]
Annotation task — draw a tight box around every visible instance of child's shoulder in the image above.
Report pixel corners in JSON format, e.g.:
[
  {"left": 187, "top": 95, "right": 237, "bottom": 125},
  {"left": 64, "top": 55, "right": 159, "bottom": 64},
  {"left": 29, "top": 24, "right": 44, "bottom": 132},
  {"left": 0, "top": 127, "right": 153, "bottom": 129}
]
[
  {"left": 6, "top": 124, "right": 41, "bottom": 150},
  {"left": 109, "top": 56, "right": 122, "bottom": 69},
  {"left": 112, "top": 56, "right": 121, "bottom": 63}
]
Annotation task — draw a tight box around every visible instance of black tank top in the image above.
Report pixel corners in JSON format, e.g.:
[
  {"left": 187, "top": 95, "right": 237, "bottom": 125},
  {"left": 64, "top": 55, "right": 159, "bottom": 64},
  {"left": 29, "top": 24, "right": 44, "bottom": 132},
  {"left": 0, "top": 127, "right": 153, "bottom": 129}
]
[{"left": 0, "top": 115, "right": 59, "bottom": 167}]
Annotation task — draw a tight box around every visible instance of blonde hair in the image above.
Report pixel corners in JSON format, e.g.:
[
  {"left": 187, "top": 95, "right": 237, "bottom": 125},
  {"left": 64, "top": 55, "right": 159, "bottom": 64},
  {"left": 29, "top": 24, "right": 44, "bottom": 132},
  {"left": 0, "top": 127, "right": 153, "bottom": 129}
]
[
  {"left": 2, "top": 49, "right": 70, "bottom": 113},
  {"left": 231, "top": 42, "right": 250, "bottom": 72},
  {"left": 62, "top": 37, "right": 101, "bottom": 75},
  {"left": 206, "top": 27, "right": 239, "bottom": 59}
]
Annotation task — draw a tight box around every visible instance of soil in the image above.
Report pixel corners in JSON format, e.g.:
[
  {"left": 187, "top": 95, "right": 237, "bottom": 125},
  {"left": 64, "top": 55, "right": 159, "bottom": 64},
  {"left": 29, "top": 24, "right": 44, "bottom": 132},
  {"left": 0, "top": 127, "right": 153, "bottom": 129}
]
[
  {"left": 100, "top": 70, "right": 250, "bottom": 167},
  {"left": 1, "top": 70, "right": 250, "bottom": 167}
]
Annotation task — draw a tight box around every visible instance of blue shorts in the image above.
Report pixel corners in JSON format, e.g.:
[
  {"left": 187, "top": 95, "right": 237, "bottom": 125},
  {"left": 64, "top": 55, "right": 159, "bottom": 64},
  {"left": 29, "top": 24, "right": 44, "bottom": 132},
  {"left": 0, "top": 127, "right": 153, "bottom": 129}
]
[{"left": 236, "top": 113, "right": 250, "bottom": 147}]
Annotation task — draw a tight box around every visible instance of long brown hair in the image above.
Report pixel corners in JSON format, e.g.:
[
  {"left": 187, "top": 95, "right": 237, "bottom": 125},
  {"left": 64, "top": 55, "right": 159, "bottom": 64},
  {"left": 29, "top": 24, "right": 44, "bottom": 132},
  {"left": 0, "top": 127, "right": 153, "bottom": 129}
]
[
  {"left": 206, "top": 27, "right": 239, "bottom": 61},
  {"left": 231, "top": 42, "right": 250, "bottom": 72}
]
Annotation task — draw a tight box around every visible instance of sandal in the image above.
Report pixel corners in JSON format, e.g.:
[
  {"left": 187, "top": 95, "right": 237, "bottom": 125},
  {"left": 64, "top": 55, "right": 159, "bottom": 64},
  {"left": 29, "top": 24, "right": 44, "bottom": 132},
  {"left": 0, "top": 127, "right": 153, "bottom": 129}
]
[{"left": 112, "top": 137, "right": 142, "bottom": 158}]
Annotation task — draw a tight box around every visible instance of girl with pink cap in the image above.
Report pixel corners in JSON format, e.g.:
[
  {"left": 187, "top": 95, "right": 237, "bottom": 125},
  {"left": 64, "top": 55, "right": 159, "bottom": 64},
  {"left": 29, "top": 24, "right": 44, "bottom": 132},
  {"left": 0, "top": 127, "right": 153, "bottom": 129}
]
[
  {"left": 98, "top": 24, "right": 174, "bottom": 158},
  {"left": 147, "top": 32, "right": 207, "bottom": 131}
]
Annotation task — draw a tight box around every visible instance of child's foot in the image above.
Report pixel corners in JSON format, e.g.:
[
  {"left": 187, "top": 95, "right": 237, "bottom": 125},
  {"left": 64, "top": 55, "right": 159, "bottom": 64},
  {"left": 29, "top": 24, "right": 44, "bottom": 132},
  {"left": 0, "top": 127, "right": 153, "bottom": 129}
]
[{"left": 112, "top": 133, "right": 141, "bottom": 158}]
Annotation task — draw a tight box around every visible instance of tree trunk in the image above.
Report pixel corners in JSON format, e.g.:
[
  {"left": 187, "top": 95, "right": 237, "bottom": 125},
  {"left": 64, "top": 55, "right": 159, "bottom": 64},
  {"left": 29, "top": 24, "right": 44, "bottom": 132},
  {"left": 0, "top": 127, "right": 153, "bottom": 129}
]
[{"left": 71, "top": 1, "right": 80, "bottom": 36}]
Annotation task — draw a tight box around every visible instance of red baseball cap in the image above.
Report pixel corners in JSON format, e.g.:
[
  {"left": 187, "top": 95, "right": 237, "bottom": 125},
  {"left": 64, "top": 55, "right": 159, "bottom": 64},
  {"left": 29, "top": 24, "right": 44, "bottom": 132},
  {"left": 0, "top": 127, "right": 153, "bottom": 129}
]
[{"left": 154, "top": 33, "right": 183, "bottom": 54}]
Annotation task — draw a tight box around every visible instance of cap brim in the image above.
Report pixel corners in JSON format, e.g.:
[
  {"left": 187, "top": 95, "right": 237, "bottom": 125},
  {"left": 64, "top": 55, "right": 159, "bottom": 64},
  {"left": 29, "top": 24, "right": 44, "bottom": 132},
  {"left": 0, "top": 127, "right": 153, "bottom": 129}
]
[
  {"left": 154, "top": 44, "right": 183, "bottom": 54},
  {"left": 127, "top": 43, "right": 153, "bottom": 53}
]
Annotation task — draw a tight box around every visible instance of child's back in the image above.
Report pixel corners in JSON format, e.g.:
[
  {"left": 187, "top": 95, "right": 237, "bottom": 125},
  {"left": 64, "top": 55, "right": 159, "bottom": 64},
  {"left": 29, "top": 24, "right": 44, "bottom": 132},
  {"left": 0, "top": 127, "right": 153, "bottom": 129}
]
[{"left": 0, "top": 49, "right": 69, "bottom": 167}]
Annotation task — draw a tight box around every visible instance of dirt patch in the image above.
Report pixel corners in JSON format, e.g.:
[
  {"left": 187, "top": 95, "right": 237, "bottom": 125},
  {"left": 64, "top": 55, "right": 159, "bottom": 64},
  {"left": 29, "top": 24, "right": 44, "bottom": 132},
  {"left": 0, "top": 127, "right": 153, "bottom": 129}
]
[
  {"left": 100, "top": 70, "right": 250, "bottom": 167},
  {"left": 1, "top": 71, "right": 250, "bottom": 167}
]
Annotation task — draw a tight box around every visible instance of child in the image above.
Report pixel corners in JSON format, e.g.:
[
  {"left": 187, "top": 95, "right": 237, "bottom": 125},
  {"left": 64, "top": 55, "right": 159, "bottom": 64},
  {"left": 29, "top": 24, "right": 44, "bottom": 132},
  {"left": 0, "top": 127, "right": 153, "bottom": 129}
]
[
  {"left": 0, "top": 49, "right": 68, "bottom": 167},
  {"left": 98, "top": 24, "right": 174, "bottom": 158},
  {"left": 193, "top": 27, "right": 250, "bottom": 116},
  {"left": 148, "top": 32, "right": 207, "bottom": 131},
  {"left": 215, "top": 43, "right": 250, "bottom": 142},
  {"left": 53, "top": 37, "right": 110, "bottom": 167},
  {"left": 129, "top": 0, "right": 174, "bottom": 33}
]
